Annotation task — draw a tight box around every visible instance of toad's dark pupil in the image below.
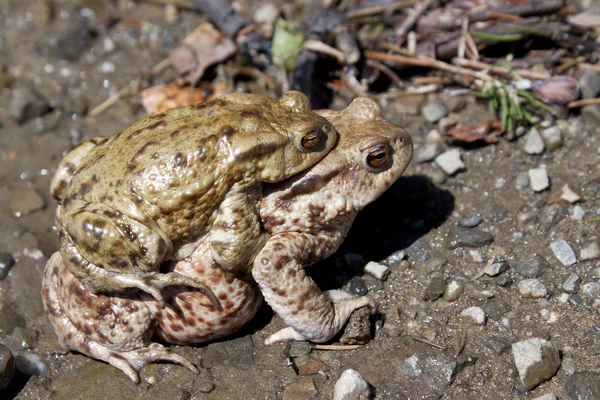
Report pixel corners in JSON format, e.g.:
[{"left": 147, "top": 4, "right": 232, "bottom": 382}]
[{"left": 301, "top": 130, "right": 320, "bottom": 148}]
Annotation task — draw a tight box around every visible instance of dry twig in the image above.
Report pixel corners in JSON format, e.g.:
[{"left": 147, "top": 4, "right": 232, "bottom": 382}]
[
  {"left": 454, "top": 58, "right": 550, "bottom": 80},
  {"left": 87, "top": 81, "right": 141, "bottom": 119},
  {"left": 302, "top": 40, "right": 346, "bottom": 64},
  {"left": 345, "top": 0, "right": 416, "bottom": 19},
  {"left": 395, "top": 0, "right": 436, "bottom": 39},
  {"left": 567, "top": 98, "right": 600, "bottom": 108},
  {"left": 410, "top": 336, "right": 447, "bottom": 350},
  {"left": 313, "top": 344, "right": 363, "bottom": 351}
]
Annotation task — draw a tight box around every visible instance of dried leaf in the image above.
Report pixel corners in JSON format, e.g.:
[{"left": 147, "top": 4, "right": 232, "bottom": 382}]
[
  {"left": 140, "top": 83, "right": 204, "bottom": 115},
  {"left": 531, "top": 76, "right": 580, "bottom": 105},
  {"left": 445, "top": 121, "right": 504, "bottom": 144},
  {"left": 169, "top": 23, "right": 237, "bottom": 86}
]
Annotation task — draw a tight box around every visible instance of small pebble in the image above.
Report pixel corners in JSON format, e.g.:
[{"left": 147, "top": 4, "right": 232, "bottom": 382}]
[
  {"left": 539, "top": 204, "right": 566, "bottom": 233},
  {"left": 447, "top": 226, "right": 494, "bottom": 249},
  {"left": 529, "top": 168, "right": 550, "bottom": 192},
  {"left": 424, "top": 276, "right": 446, "bottom": 301},
  {"left": 435, "top": 149, "right": 465, "bottom": 176},
  {"left": 14, "top": 353, "right": 48, "bottom": 376},
  {"left": 570, "top": 205, "right": 586, "bottom": 221},
  {"left": 532, "top": 394, "right": 557, "bottom": 400},
  {"left": 580, "top": 240, "right": 600, "bottom": 261},
  {"left": 523, "top": 127, "right": 545, "bottom": 155},
  {"left": 333, "top": 369, "right": 370, "bottom": 400},
  {"left": 550, "top": 239, "right": 577, "bottom": 267},
  {"left": 364, "top": 261, "right": 389, "bottom": 281},
  {"left": 459, "top": 215, "right": 483, "bottom": 228},
  {"left": 566, "top": 371, "right": 600, "bottom": 400},
  {"left": 0, "top": 344, "right": 14, "bottom": 389},
  {"left": 413, "top": 143, "right": 443, "bottom": 164},
  {"left": 515, "top": 255, "right": 548, "bottom": 278},
  {"left": 443, "top": 279, "right": 464, "bottom": 302},
  {"left": 512, "top": 338, "right": 561, "bottom": 390},
  {"left": 485, "top": 260, "right": 509, "bottom": 276},
  {"left": 540, "top": 126, "right": 562, "bottom": 150},
  {"left": 515, "top": 171, "right": 530, "bottom": 189},
  {"left": 459, "top": 306, "right": 486, "bottom": 325},
  {"left": 468, "top": 249, "right": 484, "bottom": 263},
  {"left": 560, "top": 184, "right": 580, "bottom": 203},
  {"left": 421, "top": 101, "right": 448, "bottom": 123},
  {"left": 0, "top": 253, "right": 15, "bottom": 280},
  {"left": 518, "top": 279, "right": 547, "bottom": 298},
  {"left": 348, "top": 277, "right": 368, "bottom": 296},
  {"left": 288, "top": 342, "right": 312, "bottom": 357},
  {"left": 581, "top": 282, "right": 600, "bottom": 297},
  {"left": 562, "top": 273, "right": 581, "bottom": 294},
  {"left": 9, "top": 189, "right": 45, "bottom": 217}
]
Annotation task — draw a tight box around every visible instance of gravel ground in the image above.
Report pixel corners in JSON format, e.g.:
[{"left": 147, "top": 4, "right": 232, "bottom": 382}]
[{"left": 0, "top": 1, "right": 599, "bottom": 399}]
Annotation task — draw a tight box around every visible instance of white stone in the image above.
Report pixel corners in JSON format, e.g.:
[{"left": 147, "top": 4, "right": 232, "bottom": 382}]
[
  {"left": 557, "top": 293, "right": 570, "bottom": 303},
  {"left": 469, "top": 249, "right": 484, "bottom": 263},
  {"left": 581, "top": 282, "right": 600, "bottom": 297},
  {"left": 580, "top": 240, "right": 600, "bottom": 261},
  {"left": 570, "top": 205, "right": 586, "bottom": 221},
  {"left": 523, "top": 127, "right": 545, "bottom": 154},
  {"left": 529, "top": 168, "right": 550, "bottom": 192},
  {"left": 443, "top": 279, "right": 464, "bottom": 302},
  {"left": 560, "top": 184, "right": 580, "bottom": 203},
  {"left": 333, "top": 369, "right": 370, "bottom": 400},
  {"left": 533, "top": 393, "right": 557, "bottom": 400},
  {"left": 435, "top": 149, "right": 465, "bottom": 176},
  {"left": 541, "top": 126, "right": 562, "bottom": 150},
  {"left": 550, "top": 239, "right": 577, "bottom": 267},
  {"left": 459, "top": 306, "right": 486, "bottom": 325},
  {"left": 518, "top": 279, "right": 547, "bottom": 298},
  {"left": 512, "top": 338, "right": 561, "bottom": 390},
  {"left": 515, "top": 171, "right": 530, "bottom": 189},
  {"left": 364, "top": 261, "right": 390, "bottom": 280}
]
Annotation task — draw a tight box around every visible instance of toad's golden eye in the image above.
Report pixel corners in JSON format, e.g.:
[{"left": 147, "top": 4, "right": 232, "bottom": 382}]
[
  {"left": 301, "top": 129, "right": 322, "bottom": 149},
  {"left": 366, "top": 145, "right": 389, "bottom": 168}
]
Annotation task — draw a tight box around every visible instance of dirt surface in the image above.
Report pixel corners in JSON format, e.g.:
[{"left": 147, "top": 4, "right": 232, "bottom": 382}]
[{"left": 0, "top": 1, "right": 599, "bottom": 399}]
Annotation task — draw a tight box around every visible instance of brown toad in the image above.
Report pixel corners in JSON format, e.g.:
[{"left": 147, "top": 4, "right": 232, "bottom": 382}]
[
  {"left": 42, "top": 97, "right": 412, "bottom": 382},
  {"left": 50, "top": 91, "right": 337, "bottom": 307}
]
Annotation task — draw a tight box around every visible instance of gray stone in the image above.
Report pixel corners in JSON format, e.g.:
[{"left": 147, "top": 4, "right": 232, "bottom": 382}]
[
  {"left": 540, "top": 126, "right": 563, "bottom": 151},
  {"left": 459, "top": 306, "right": 486, "bottom": 325},
  {"left": 539, "top": 204, "right": 566, "bottom": 233},
  {"left": 566, "top": 371, "right": 600, "bottom": 400},
  {"left": 348, "top": 277, "right": 368, "bottom": 296},
  {"left": 439, "top": 91, "right": 466, "bottom": 112},
  {"left": 333, "top": 369, "right": 370, "bottom": 400},
  {"left": 38, "top": 17, "right": 94, "bottom": 61},
  {"left": 398, "top": 352, "right": 456, "bottom": 397},
  {"left": 485, "top": 260, "right": 509, "bottom": 276},
  {"left": 203, "top": 335, "right": 255, "bottom": 368},
  {"left": 518, "top": 279, "right": 547, "bottom": 298},
  {"left": 532, "top": 394, "right": 557, "bottom": 400},
  {"left": 282, "top": 377, "right": 319, "bottom": 400},
  {"left": 529, "top": 168, "right": 550, "bottom": 192},
  {"left": 438, "top": 115, "right": 458, "bottom": 132},
  {"left": 523, "top": 127, "right": 545, "bottom": 155},
  {"left": 580, "top": 240, "right": 600, "bottom": 261},
  {"left": 339, "top": 307, "right": 372, "bottom": 345},
  {"left": 481, "top": 299, "right": 510, "bottom": 321},
  {"left": 447, "top": 226, "right": 494, "bottom": 249},
  {"left": 288, "top": 342, "right": 312, "bottom": 357},
  {"left": 9, "top": 188, "right": 45, "bottom": 217},
  {"left": 562, "top": 357, "right": 576, "bottom": 375},
  {"left": 0, "top": 253, "right": 15, "bottom": 280},
  {"left": 515, "top": 171, "right": 530, "bottom": 189},
  {"left": 424, "top": 277, "right": 446, "bottom": 301},
  {"left": 459, "top": 215, "right": 482, "bottom": 228},
  {"left": 515, "top": 255, "right": 548, "bottom": 278},
  {"left": 0, "top": 344, "right": 14, "bottom": 389},
  {"left": 8, "top": 86, "right": 51, "bottom": 124},
  {"left": 0, "top": 300, "right": 25, "bottom": 335},
  {"left": 435, "top": 149, "right": 465, "bottom": 176},
  {"left": 512, "top": 338, "right": 561, "bottom": 390},
  {"left": 483, "top": 336, "right": 511, "bottom": 355},
  {"left": 15, "top": 353, "right": 48, "bottom": 376},
  {"left": 579, "top": 69, "right": 600, "bottom": 99},
  {"left": 413, "top": 142, "right": 443, "bottom": 164},
  {"left": 562, "top": 273, "right": 581, "bottom": 294},
  {"left": 422, "top": 101, "right": 448, "bottom": 122},
  {"left": 550, "top": 239, "right": 577, "bottom": 267},
  {"left": 570, "top": 205, "right": 587, "bottom": 221},
  {"left": 581, "top": 282, "right": 600, "bottom": 297}
]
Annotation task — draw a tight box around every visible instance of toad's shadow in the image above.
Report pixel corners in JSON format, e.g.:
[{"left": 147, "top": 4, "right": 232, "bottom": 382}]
[{"left": 236, "top": 174, "right": 455, "bottom": 338}]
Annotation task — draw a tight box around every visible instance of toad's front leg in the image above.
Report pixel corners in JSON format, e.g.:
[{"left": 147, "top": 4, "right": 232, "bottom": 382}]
[{"left": 252, "top": 232, "right": 375, "bottom": 344}]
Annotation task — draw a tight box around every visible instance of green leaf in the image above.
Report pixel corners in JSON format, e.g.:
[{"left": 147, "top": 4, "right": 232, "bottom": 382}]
[{"left": 272, "top": 19, "right": 305, "bottom": 71}]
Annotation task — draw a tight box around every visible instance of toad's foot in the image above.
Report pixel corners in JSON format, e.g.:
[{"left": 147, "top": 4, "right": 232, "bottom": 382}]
[
  {"left": 42, "top": 252, "right": 199, "bottom": 384},
  {"left": 264, "top": 296, "right": 376, "bottom": 345}
]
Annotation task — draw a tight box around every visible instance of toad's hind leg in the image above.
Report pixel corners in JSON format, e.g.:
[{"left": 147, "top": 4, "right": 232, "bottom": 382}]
[
  {"left": 42, "top": 252, "right": 199, "bottom": 384},
  {"left": 50, "top": 137, "right": 109, "bottom": 202},
  {"left": 60, "top": 201, "right": 222, "bottom": 310}
]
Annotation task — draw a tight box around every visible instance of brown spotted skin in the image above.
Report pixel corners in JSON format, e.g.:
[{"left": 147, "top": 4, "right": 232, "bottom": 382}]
[
  {"left": 50, "top": 91, "right": 337, "bottom": 304},
  {"left": 42, "top": 97, "right": 412, "bottom": 380}
]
